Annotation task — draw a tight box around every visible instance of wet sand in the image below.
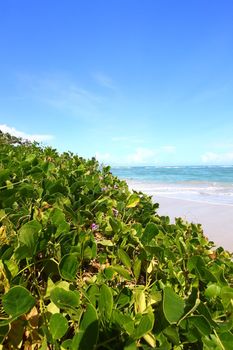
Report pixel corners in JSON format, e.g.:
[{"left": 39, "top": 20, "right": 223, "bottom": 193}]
[{"left": 154, "top": 196, "right": 233, "bottom": 252}]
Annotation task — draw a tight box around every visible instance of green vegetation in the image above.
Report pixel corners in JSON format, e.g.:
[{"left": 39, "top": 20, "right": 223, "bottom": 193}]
[{"left": 0, "top": 131, "right": 232, "bottom": 349}]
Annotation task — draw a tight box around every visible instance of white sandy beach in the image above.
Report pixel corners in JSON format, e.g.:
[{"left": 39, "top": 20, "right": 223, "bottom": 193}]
[
  {"left": 155, "top": 196, "right": 233, "bottom": 252},
  {"left": 126, "top": 180, "right": 233, "bottom": 252}
]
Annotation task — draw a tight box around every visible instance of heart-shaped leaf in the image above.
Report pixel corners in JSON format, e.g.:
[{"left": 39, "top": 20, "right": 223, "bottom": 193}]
[
  {"left": 50, "top": 287, "right": 79, "bottom": 309},
  {"left": 99, "top": 285, "right": 113, "bottom": 320},
  {"left": 2, "top": 286, "right": 35, "bottom": 318},
  {"left": 163, "top": 287, "right": 184, "bottom": 324},
  {"left": 126, "top": 194, "right": 140, "bottom": 208},
  {"left": 18, "top": 220, "right": 41, "bottom": 254},
  {"left": 59, "top": 254, "right": 79, "bottom": 281},
  {"left": 49, "top": 313, "right": 68, "bottom": 340}
]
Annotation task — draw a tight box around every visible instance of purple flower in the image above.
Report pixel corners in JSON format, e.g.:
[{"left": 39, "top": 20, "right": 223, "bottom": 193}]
[
  {"left": 101, "top": 187, "right": 107, "bottom": 192},
  {"left": 114, "top": 184, "right": 118, "bottom": 189},
  {"left": 91, "top": 223, "right": 99, "bottom": 231}
]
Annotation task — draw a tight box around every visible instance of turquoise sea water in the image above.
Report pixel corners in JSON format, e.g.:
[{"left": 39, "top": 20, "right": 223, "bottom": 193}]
[{"left": 111, "top": 166, "right": 233, "bottom": 205}]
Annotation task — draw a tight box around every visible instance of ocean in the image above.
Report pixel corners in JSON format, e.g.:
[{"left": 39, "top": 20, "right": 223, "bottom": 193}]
[{"left": 111, "top": 166, "right": 233, "bottom": 205}]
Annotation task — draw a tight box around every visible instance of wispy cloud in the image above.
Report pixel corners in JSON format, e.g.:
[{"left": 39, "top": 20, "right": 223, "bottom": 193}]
[
  {"left": 16, "top": 72, "right": 104, "bottom": 121},
  {"left": 127, "top": 147, "right": 157, "bottom": 164},
  {"left": 95, "top": 151, "right": 111, "bottom": 163},
  {"left": 93, "top": 72, "right": 115, "bottom": 89},
  {"left": 160, "top": 145, "right": 176, "bottom": 153},
  {"left": 0, "top": 124, "right": 54, "bottom": 142},
  {"left": 95, "top": 143, "right": 177, "bottom": 165},
  {"left": 125, "top": 145, "right": 176, "bottom": 164},
  {"left": 210, "top": 141, "right": 233, "bottom": 150},
  {"left": 201, "top": 151, "right": 233, "bottom": 164}
]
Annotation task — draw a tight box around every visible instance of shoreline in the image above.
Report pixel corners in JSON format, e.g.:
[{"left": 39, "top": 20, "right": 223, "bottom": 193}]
[
  {"left": 125, "top": 179, "right": 233, "bottom": 206},
  {"left": 154, "top": 195, "right": 233, "bottom": 252},
  {"left": 153, "top": 195, "right": 233, "bottom": 207},
  {"left": 126, "top": 180, "right": 233, "bottom": 252}
]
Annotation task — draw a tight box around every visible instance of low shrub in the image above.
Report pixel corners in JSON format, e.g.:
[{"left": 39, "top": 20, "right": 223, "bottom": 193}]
[{"left": 0, "top": 131, "right": 232, "bottom": 349}]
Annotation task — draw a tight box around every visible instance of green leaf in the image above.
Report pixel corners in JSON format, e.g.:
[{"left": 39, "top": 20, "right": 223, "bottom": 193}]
[
  {"left": 118, "top": 248, "right": 131, "bottom": 269},
  {"left": 112, "top": 265, "right": 132, "bottom": 280},
  {"left": 123, "top": 342, "right": 137, "bottom": 350},
  {"left": 87, "top": 284, "right": 99, "bottom": 306},
  {"left": 2, "top": 286, "right": 35, "bottom": 317},
  {"left": 117, "top": 287, "right": 132, "bottom": 307},
  {"left": 126, "top": 194, "right": 140, "bottom": 208},
  {"left": 56, "top": 221, "right": 70, "bottom": 238},
  {"left": 50, "top": 287, "right": 79, "bottom": 309},
  {"left": 81, "top": 303, "right": 98, "bottom": 332},
  {"left": 188, "top": 315, "right": 211, "bottom": 336},
  {"left": 4, "top": 259, "right": 18, "bottom": 277},
  {"left": 40, "top": 337, "right": 48, "bottom": 350},
  {"left": 0, "top": 170, "right": 10, "bottom": 184},
  {"left": 0, "top": 324, "right": 10, "bottom": 343},
  {"left": 18, "top": 220, "right": 41, "bottom": 254},
  {"left": 163, "top": 287, "right": 184, "bottom": 324},
  {"left": 112, "top": 310, "right": 134, "bottom": 335},
  {"left": 48, "top": 180, "right": 68, "bottom": 195},
  {"left": 103, "top": 266, "right": 115, "bottom": 279},
  {"left": 109, "top": 217, "right": 120, "bottom": 232},
  {"left": 187, "top": 255, "right": 217, "bottom": 283},
  {"left": 14, "top": 245, "right": 31, "bottom": 260},
  {"left": 97, "top": 239, "right": 114, "bottom": 246},
  {"left": 99, "top": 285, "right": 113, "bottom": 320},
  {"left": 25, "top": 154, "right": 37, "bottom": 163},
  {"left": 163, "top": 325, "right": 180, "bottom": 345},
  {"left": 50, "top": 208, "right": 66, "bottom": 226},
  {"left": 197, "top": 302, "right": 218, "bottom": 328},
  {"left": 133, "top": 313, "right": 154, "bottom": 339},
  {"left": 50, "top": 208, "right": 70, "bottom": 237},
  {"left": 133, "top": 257, "right": 141, "bottom": 281},
  {"left": 83, "top": 246, "right": 93, "bottom": 260},
  {"left": 19, "top": 183, "right": 35, "bottom": 198},
  {"left": 221, "top": 286, "right": 233, "bottom": 309},
  {"left": 141, "top": 222, "right": 159, "bottom": 244},
  {"left": 218, "top": 331, "right": 233, "bottom": 350},
  {"left": 47, "top": 302, "right": 59, "bottom": 315},
  {"left": 72, "top": 304, "right": 99, "bottom": 350},
  {"left": 134, "top": 288, "right": 146, "bottom": 313},
  {"left": 2, "top": 131, "right": 233, "bottom": 349},
  {"left": 205, "top": 284, "right": 221, "bottom": 299},
  {"left": 49, "top": 313, "right": 68, "bottom": 340},
  {"left": 59, "top": 254, "right": 79, "bottom": 281},
  {"left": 61, "top": 339, "right": 72, "bottom": 350}
]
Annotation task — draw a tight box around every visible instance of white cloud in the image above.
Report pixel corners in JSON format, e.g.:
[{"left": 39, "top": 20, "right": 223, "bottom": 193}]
[
  {"left": 161, "top": 145, "right": 176, "bottom": 153},
  {"left": 17, "top": 73, "right": 104, "bottom": 121},
  {"left": 127, "top": 147, "right": 157, "bottom": 164},
  {"left": 97, "top": 144, "right": 177, "bottom": 165},
  {"left": 95, "top": 152, "right": 111, "bottom": 163},
  {"left": 93, "top": 72, "right": 114, "bottom": 89},
  {"left": 125, "top": 145, "right": 176, "bottom": 163},
  {"left": 201, "top": 151, "right": 233, "bottom": 164},
  {"left": 94, "top": 148, "right": 157, "bottom": 166},
  {"left": 0, "top": 124, "right": 54, "bottom": 142},
  {"left": 211, "top": 141, "right": 233, "bottom": 150},
  {"left": 95, "top": 144, "right": 177, "bottom": 166}
]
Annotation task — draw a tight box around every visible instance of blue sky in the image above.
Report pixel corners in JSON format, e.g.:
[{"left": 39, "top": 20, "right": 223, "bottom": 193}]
[{"left": 0, "top": 0, "right": 233, "bottom": 165}]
